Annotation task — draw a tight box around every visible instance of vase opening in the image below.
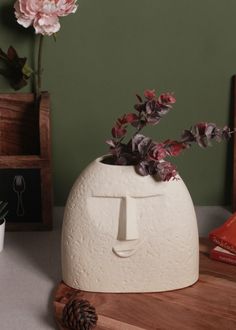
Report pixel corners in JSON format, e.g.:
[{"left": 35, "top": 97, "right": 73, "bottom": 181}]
[{"left": 100, "top": 155, "right": 136, "bottom": 166}]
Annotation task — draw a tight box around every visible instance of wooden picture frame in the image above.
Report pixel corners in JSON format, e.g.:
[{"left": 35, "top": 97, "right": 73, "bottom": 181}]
[{"left": 0, "top": 92, "right": 53, "bottom": 230}]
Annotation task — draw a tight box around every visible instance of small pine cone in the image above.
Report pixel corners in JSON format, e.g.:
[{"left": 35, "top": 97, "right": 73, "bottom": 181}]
[{"left": 62, "top": 298, "right": 98, "bottom": 330}]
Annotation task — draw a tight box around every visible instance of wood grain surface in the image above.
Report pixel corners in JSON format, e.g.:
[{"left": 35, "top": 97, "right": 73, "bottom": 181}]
[
  {"left": 54, "top": 239, "right": 236, "bottom": 330},
  {"left": 0, "top": 93, "right": 39, "bottom": 155},
  {"left": 0, "top": 92, "right": 53, "bottom": 230}
]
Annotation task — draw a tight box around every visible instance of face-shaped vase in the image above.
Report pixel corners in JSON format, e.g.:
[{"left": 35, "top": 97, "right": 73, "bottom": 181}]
[{"left": 62, "top": 157, "right": 199, "bottom": 293}]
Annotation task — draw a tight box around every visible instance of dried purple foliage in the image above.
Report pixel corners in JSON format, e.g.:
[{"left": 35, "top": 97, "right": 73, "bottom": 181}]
[
  {"left": 105, "top": 89, "right": 234, "bottom": 181},
  {"left": 0, "top": 46, "right": 32, "bottom": 90}
]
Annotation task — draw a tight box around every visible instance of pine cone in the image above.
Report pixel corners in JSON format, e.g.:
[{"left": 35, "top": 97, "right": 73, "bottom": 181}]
[{"left": 62, "top": 298, "right": 98, "bottom": 330}]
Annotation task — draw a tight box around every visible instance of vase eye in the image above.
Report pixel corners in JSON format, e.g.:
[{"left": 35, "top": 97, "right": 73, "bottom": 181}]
[
  {"left": 87, "top": 197, "right": 121, "bottom": 235},
  {"left": 87, "top": 194, "right": 165, "bottom": 242}
]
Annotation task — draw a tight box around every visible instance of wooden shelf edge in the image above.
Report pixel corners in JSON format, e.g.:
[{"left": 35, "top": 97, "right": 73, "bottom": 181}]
[
  {"left": 6, "top": 222, "right": 53, "bottom": 231},
  {"left": 0, "top": 155, "right": 50, "bottom": 168}
]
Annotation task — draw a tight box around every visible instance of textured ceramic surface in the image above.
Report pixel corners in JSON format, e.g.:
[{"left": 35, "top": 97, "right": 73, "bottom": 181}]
[{"left": 62, "top": 157, "right": 199, "bottom": 293}]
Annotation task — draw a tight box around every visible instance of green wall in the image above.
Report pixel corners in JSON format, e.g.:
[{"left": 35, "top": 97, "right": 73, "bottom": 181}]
[{"left": 1, "top": 0, "right": 236, "bottom": 205}]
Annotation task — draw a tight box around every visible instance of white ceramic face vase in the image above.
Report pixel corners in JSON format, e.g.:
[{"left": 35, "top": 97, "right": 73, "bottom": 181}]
[{"left": 62, "top": 157, "right": 199, "bottom": 293}]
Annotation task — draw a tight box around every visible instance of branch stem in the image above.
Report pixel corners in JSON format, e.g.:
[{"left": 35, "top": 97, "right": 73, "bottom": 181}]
[{"left": 36, "top": 34, "right": 44, "bottom": 99}]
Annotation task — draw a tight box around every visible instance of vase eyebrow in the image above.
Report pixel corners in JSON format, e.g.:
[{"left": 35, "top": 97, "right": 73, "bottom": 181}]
[{"left": 91, "top": 193, "right": 163, "bottom": 198}]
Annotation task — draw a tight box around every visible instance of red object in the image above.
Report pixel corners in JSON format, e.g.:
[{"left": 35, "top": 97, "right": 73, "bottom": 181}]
[
  {"left": 164, "top": 139, "right": 187, "bottom": 157},
  {"left": 209, "top": 212, "right": 236, "bottom": 254},
  {"left": 210, "top": 246, "right": 236, "bottom": 266},
  {"left": 144, "top": 89, "right": 156, "bottom": 100}
]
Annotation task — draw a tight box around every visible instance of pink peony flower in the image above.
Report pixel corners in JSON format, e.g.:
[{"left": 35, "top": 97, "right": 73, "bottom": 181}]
[{"left": 14, "top": 0, "right": 78, "bottom": 35}]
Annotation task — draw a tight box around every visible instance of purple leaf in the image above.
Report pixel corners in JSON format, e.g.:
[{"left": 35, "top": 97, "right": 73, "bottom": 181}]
[
  {"left": 116, "top": 157, "right": 128, "bottom": 165},
  {"left": 156, "top": 161, "right": 178, "bottom": 181},
  {"left": 136, "top": 94, "right": 143, "bottom": 103},
  {"left": 135, "top": 162, "right": 149, "bottom": 176}
]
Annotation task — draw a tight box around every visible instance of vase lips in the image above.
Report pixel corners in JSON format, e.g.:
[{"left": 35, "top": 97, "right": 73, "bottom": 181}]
[{"left": 112, "top": 239, "right": 142, "bottom": 258}]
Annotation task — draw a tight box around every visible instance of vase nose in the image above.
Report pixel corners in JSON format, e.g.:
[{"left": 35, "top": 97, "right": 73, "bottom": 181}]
[{"left": 117, "top": 196, "right": 139, "bottom": 241}]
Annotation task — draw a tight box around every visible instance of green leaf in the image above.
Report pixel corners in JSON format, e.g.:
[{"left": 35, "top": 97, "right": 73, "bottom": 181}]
[{"left": 22, "top": 63, "right": 33, "bottom": 78}]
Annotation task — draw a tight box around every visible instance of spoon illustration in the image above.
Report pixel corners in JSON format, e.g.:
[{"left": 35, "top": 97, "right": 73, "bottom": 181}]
[{"left": 13, "top": 175, "right": 26, "bottom": 216}]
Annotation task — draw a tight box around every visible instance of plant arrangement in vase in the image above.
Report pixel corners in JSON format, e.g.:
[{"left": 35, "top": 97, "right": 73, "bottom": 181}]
[
  {"left": 105, "top": 89, "right": 234, "bottom": 181},
  {"left": 61, "top": 88, "right": 234, "bottom": 293}
]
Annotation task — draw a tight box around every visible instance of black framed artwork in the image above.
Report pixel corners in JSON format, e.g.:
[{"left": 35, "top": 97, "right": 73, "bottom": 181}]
[{"left": 0, "top": 169, "right": 42, "bottom": 225}]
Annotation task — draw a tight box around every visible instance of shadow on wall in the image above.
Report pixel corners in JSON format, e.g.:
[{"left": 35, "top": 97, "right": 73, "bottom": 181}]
[
  {"left": 196, "top": 206, "right": 231, "bottom": 236},
  {"left": 0, "top": 3, "right": 31, "bottom": 35}
]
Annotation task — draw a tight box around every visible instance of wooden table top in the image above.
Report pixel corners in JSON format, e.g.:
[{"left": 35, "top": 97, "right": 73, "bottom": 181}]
[{"left": 54, "top": 239, "right": 236, "bottom": 330}]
